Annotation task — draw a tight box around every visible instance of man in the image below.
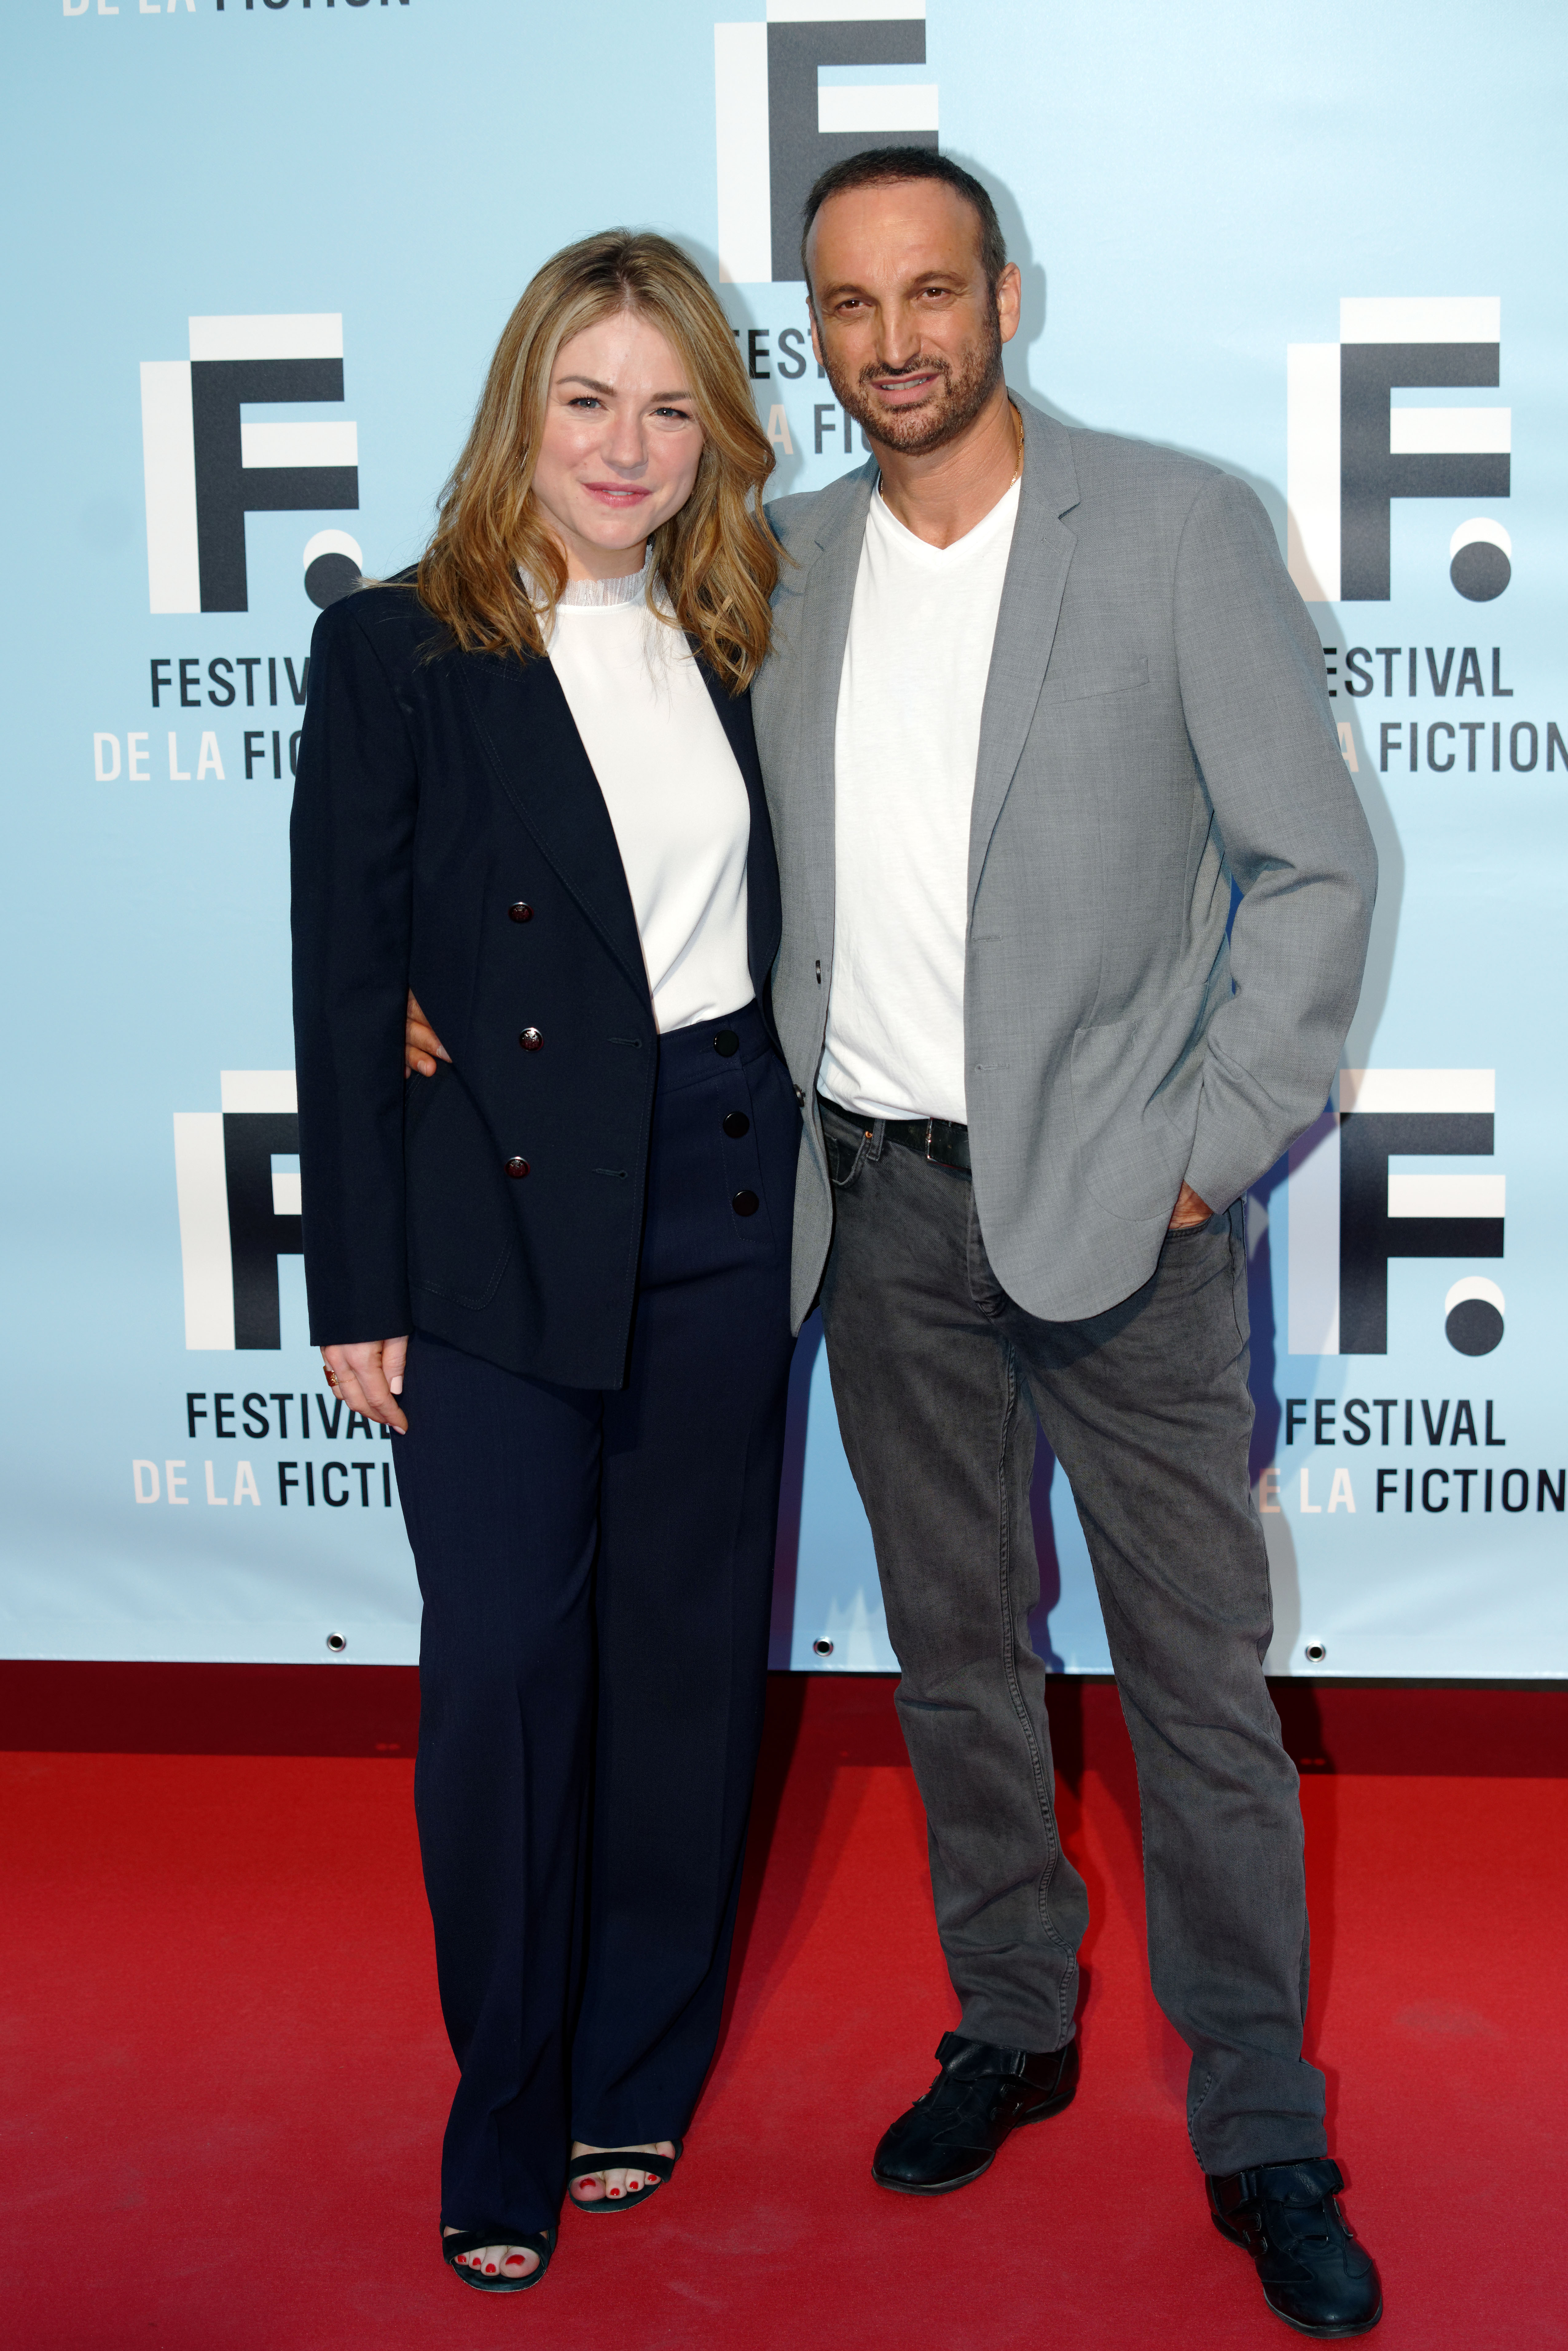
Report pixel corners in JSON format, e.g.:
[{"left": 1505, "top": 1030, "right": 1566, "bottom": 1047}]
[
  {"left": 404, "top": 149, "right": 1382, "bottom": 2331},
  {"left": 749, "top": 149, "right": 1381, "bottom": 2337}
]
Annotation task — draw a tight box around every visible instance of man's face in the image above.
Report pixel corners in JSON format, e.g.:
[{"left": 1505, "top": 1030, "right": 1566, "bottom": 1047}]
[{"left": 806, "top": 179, "right": 1021, "bottom": 457}]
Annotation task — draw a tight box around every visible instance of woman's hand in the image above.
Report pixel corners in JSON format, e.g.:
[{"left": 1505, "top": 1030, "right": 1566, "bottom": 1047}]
[
  {"left": 406, "top": 990, "right": 450, "bottom": 1079},
  {"left": 321, "top": 1337, "right": 410, "bottom": 1434}
]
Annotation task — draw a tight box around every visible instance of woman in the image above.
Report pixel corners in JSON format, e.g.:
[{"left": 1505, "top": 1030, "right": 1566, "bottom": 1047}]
[{"left": 290, "top": 232, "right": 798, "bottom": 2293}]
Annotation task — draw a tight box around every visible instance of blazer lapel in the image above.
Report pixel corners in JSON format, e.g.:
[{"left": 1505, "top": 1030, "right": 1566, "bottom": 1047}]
[
  {"left": 967, "top": 401, "right": 1082, "bottom": 911},
  {"left": 457, "top": 650, "right": 649, "bottom": 1004},
  {"left": 794, "top": 462, "right": 876, "bottom": 964},
  {"left": 699, "top": 653, "right": 764, "bottom": 800},
  {"left": 697, "top": 658, "right": 782, "bottom": 1000}
]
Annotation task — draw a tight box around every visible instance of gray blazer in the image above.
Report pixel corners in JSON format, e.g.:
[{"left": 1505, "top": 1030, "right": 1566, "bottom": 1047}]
[{"left": 753, "top": 397, "right": 1376, "bottom": 1333}]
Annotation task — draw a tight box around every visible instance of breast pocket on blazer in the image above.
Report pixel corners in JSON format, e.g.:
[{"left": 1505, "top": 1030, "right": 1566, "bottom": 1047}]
[
  {"left": 1037, "top": 656, "right": 1150, "bottom": 707},
  {"left": 404, "top": 1064, "right": 515, "bottom": 1311}
]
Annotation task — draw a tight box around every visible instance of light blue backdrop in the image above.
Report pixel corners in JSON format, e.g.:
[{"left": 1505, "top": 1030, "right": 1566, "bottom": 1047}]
[{"left": 4, "top": 0, "right": 1562, "bottom": 1677}]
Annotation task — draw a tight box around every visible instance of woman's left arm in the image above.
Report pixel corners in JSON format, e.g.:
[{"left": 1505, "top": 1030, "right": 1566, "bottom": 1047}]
[{"left": 290, "top": 596, "right": 421, "bottom": 1367}]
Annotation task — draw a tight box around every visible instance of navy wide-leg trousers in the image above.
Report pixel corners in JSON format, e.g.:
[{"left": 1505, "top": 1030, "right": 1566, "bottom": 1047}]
[{"left": 392, "top": 1003, "right": 797, "bottom": 2242}]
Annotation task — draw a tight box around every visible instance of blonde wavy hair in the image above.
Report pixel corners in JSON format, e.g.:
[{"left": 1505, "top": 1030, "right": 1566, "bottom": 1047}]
[{"left": 417, "top": 231, "right": 779, "bottom": 692}]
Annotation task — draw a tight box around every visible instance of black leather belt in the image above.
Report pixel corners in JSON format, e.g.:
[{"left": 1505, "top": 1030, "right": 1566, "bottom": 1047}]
[
  {"left": 822, "top": 1099, "right": 971, "bottom": 1176},
  {"left": 888, "top": 1115, "right": 971, "bottom": 1175}
]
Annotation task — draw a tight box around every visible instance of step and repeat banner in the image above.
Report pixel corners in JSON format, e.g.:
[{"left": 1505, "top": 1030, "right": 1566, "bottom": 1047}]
[{"left": 4, "top": 1, "right": 1562, "bottom": 1677}]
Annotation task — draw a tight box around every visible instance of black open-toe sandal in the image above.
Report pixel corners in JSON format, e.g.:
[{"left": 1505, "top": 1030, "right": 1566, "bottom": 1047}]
[
  {"left": 566, "top": 2140, "right": 683, "bottom": 2214},
  {"left": 441, "top": 2224, "right": 556, "bottom": 2292}
]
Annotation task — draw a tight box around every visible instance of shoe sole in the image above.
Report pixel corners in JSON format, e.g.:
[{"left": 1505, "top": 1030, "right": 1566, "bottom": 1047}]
[
  {"left": 449, "top": 2263, "right": 549, "bottom": 2293},
  {"left": 1210, "top": 2215, "right": 1382, "bottom": 2337},
  {"left": 871, "top": 2077, "right": 1078, "bottom": 2196},
  {"left": 1265, "top": 2307, "right": 1382, "bottom": 2342}
]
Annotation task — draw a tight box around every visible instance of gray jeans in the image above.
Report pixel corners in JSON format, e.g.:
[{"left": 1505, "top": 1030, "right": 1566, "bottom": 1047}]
[{"left": 816, "top": 1099, "right": 1325, "bottom": 2175}]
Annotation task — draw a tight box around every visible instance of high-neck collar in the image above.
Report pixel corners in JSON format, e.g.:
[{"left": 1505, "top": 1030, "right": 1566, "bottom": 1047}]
[{"left": 553, "top": 547, "right": 653, "bottom": 610}]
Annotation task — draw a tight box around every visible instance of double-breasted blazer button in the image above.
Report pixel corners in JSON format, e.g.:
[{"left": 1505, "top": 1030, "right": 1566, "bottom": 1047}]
[
  {"left": 519, "top": 1027, "right": 543, "bottom": 1051},
  {"left": 507, "top": 901, "right": 534, "bottom": 923},
  {"left": 714, "top": 1029, "right": 740, "bottom": 1057},
  {"left": 722, "top": 1110, "right": 750, "bottom": 1138},
  {"left": 794, "top": 1085, "right": 806, "bottom": 1105},
  {"left": 732, "top": 1189, "right": 759, "bottom": 1216},
  {"left": 504, "top": 1156, "right": 530, "bottom": 1179}
]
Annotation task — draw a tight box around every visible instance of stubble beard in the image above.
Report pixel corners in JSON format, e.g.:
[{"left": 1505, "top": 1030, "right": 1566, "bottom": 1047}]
[{"left": 822, "top": 300, "right": 1005, "bottom": 459}]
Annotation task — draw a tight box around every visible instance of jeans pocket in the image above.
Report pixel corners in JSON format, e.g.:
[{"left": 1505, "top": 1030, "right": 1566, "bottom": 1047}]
[{"left": 824, "top": 1125, "right": 868, "bottom": 1190}]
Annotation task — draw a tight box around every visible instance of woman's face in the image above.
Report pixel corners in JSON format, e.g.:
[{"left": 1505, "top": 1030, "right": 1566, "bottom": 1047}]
[{"left": 531, "top": 310, "right": 705, "bottom": 580}]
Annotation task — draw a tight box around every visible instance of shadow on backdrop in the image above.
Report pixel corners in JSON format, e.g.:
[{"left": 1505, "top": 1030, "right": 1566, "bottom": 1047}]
[
  {"left": 767, "top": 1311, "right": 823, "bottom": 1668},
  {"left": 1026, "top": 1440, "right": 1067, "bottom": 1675}
]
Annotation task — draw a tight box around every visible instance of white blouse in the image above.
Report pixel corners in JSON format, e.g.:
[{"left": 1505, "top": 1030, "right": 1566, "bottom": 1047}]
[{"left": 544, "top": 559, "right": 753, "bottom": 1035}]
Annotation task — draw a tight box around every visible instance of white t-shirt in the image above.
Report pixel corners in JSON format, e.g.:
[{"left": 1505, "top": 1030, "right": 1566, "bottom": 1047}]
[
  {"left": 546, "top": 569, "right": 753, "bottom": 1034},
  {"left": 818, "top": 474, "right": 1021, "bottom": 1123}
]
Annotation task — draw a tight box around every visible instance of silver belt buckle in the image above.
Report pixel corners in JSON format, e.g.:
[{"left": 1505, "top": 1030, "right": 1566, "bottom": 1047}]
[{"left": 925, "top": 1117, "right": 963, "bottom": 1174}]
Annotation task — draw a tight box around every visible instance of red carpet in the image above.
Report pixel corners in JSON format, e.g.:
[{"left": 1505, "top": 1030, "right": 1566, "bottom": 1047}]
[{"left": 3, "top": 1676, "right": 1564, "bottom": 2350}]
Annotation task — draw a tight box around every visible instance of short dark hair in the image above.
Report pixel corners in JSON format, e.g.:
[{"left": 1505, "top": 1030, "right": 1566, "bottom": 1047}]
[{"left": 800, "top": 147, "right": 1007, "bottom": 295}]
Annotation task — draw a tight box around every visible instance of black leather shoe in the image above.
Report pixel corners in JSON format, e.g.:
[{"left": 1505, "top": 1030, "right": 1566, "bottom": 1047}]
[
  {"left": 871, "top": 2031, "right": 1078, "bottom": 2194},
  {"left": 1208, "top": 2159, "right": 1382, "bottom": 2336}
]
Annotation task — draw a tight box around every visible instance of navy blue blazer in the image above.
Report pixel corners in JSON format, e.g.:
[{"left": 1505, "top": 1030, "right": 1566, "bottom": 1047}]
[{"left": 290, "top": 580, "right": 784, "bottom": 1389}]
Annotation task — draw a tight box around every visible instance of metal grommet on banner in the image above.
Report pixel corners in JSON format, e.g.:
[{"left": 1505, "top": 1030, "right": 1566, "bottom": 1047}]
[
  {"left": 326, "top": 1632, "right": 347, "bottom": 1655},
  {"left": 812, "top": 1637, "right": 834, "bottom": 1657},
  {"left": 1304, "top": 1641, "right": 1327, "bottom": 1664}
]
